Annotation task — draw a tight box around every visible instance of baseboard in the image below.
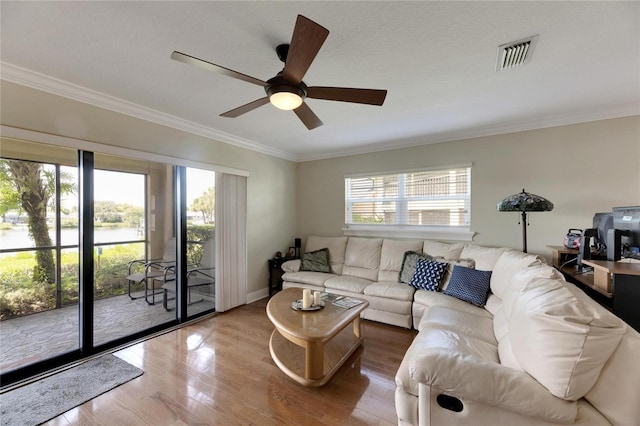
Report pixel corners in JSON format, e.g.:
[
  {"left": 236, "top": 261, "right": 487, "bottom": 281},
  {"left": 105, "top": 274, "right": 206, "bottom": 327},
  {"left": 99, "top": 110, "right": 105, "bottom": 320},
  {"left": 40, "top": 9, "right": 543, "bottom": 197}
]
[{"left": 247, "top": 287, "right": 269, "bottom": 304}]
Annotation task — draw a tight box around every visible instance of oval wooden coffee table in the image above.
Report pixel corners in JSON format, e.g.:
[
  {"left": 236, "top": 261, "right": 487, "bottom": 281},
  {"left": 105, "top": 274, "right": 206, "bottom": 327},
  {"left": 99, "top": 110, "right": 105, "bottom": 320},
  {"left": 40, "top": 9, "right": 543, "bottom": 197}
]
[{"left": 266, "top": 287, "right": 368, "bottom": 387}]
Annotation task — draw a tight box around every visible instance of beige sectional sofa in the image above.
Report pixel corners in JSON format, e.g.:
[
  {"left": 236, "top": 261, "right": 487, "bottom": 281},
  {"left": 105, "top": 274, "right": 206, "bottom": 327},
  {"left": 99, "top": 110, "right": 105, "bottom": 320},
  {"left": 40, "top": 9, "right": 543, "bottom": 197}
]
[{"left": 281, "top": 236, "right": 640, "bottom": 426}]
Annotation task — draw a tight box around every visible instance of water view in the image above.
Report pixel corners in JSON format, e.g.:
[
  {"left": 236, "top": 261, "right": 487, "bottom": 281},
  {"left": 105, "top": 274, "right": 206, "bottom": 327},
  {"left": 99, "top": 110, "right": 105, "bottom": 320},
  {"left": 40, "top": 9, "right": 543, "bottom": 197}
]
[{"left": 0, "top": 227, "right": 143, "bottom": 253}]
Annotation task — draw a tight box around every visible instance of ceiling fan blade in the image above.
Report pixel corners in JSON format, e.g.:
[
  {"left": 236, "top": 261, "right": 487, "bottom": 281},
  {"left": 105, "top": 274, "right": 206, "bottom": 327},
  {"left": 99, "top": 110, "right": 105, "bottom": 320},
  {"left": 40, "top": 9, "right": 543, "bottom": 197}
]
[
  {"left": 294, "top": 102, "right": 323, "bottom": 130},
  {"left": 283, "top": 15, "right": 329, "bottom": 84},
  {"left": 307, "top": 87, "right": 388, "bottom": 106},
  {"left": 171, "top": 51, "right": 266, "bottom": 86},
  {"left": 220, "top": 97, "right": 270, "bottom": 118}
]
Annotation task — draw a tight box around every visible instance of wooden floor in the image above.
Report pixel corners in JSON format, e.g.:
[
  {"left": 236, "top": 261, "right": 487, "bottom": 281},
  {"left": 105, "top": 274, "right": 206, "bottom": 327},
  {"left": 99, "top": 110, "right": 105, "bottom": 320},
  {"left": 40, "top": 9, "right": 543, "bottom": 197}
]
[{"left": 45, "top": 298, "right": 416, "bottom": 425}]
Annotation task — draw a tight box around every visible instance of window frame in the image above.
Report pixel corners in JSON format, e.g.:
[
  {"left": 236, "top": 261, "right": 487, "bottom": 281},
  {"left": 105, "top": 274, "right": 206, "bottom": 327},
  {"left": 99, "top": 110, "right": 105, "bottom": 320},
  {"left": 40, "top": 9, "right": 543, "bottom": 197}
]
[{"left": 343, "top": 164, "right": 475, "bottom": 241}]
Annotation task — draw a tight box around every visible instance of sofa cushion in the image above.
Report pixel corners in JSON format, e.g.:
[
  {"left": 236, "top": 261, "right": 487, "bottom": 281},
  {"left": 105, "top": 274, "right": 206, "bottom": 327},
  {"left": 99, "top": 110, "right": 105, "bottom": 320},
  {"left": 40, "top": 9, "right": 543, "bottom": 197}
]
[
  {"left": 408, "top": 346, "right": 578, "bottom": 424},
  {"left": 493, "top": 305, "right": 525, "bottom": 370},
  {"left": 502, "top": 264, "right": 564, "bottom": 320},
  {"left": 492, "top": 308, "right": 508, "bottom": 342},
  {"left": 299, "top": 248, "right": 331, "bottom": 273},
  {"left": 498, "top": 335, "right": 523, "bottom": 371},
  {"left": 363, "top": 281, "right": 415, "bottom": 301},
  {"left": 484, "top": 293, "right": 502, "bottom": 315},
  {"left": 378, "top": 239, "right": 423, "bottom": 282},
  {"left": 510, "top": 277, "right": 627, "bottom": 400},
  {"left": 418, "top": 306, "right": 496, "bottom": 344},
  {"left": 305, "top": 236, "right": 348, "bottom": 275},
  {"left": 324, "top": 275, "right": 373, "bottom": 294},
  {"left": 496, "top": 264, "right": 567, "bottom": 373},
  {"left": 584, "top": 328, "right": 640, "bottom": 426},
  {"left": 397, "top": 327, "right": 498, "bottom": 397},
  {"left": 422, "top": 240, "right": 465, "bottom": 259},
  {"left": 460, "top": 244, "right": 511, "bottom": 271},
  {"left": 413, "top": 290, "right": 493, "bottom": 318},
  {"left": 398, "top": 251, "right": 434, "bottom": 284},
  {"left": 281, "top": 259, "right": 300, "bottom": 272},
  {"left": 490, "top": 250, "right": 545, "bottom": 299},
  {"left": 432, "top": 256, "right": 475, "bottom": 290},
  {"left": 443, "top": 265, "right": 492, "bottom": 307},
  {"left": 342, "top": 237, "right": 382, "bottom": 281},
  {"left": 408, "top": 259, "right": 448, "bottom": 291},
  {"left": 281, "top": 271, "right": 336, "bottom": 287}
]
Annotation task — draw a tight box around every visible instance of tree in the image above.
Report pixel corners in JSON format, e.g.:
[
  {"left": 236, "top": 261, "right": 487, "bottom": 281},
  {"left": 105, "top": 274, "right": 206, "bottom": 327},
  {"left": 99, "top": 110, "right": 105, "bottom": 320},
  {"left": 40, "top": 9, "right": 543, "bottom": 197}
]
[
  {"left": 94, "top": 200, "right": 123, "bottom": 223},
  {"left": 0, "top": 160, "right": 76, "bottom": 284},
  {"left": 190, "top": 187, "right": 215, "bottom": 224},
  {"left": 0, "top": 173, "right": 21, "bottom": 222}
]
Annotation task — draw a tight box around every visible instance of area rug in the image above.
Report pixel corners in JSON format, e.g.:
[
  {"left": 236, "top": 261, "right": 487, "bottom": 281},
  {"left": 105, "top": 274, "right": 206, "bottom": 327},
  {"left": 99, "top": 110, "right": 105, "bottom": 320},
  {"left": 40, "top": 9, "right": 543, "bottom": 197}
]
[{"left": 0, "top": 354, "right": 143, "bottom": 425}]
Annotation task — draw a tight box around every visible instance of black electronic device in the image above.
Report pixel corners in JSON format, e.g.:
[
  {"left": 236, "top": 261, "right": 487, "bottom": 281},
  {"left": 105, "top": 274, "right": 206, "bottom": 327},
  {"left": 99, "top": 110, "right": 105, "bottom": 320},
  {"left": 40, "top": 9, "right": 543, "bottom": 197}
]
[
  {"left": 294, "top": 238, "right": 302, "bottom": 258},
  {"left": 607, "top": 229, "right": 630, "bottom": 261},
  {"left": 577, "top": 228, "right": 597, "bottom": 269},
  {"left": 609, "top": 206, "right": 640, "bottom": 260},
  {"left": 592, "top": 212, "right": 613, "bottom": 253}
]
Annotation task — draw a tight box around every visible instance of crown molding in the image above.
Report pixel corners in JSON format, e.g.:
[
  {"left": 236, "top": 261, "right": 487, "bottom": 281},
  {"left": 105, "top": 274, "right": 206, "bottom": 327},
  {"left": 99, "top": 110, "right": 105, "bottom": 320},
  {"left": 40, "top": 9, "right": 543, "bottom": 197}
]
[
  {"left": 0, "top": 62, "right": 299, "bottom": 162},
  {"left": 297, "top": 105, "right": 640, "bottom": 162},
  {"left": 2, "top": 62, "right": 637, "bottom": 164}
]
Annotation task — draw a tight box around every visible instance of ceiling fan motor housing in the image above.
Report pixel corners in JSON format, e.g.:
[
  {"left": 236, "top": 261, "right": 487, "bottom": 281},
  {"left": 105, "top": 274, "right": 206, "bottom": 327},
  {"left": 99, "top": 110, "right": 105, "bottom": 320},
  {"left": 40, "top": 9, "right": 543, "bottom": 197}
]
[{"left": 265, "top": 75, "right": 307, "bottom": 99}]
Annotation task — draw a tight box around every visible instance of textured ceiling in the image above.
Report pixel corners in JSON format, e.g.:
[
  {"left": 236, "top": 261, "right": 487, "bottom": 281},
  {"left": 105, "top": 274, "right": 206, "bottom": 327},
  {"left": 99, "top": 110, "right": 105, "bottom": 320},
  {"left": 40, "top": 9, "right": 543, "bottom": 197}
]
[{"left": 1, "top": 1, "right": 639, "bottom": 161}]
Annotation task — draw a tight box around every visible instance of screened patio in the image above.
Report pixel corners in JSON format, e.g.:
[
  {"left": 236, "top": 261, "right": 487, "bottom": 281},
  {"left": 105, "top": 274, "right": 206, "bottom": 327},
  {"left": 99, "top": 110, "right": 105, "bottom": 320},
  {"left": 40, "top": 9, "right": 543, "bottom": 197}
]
[{"left": 0, "top": 291, "right": 214, "bottom": 373}]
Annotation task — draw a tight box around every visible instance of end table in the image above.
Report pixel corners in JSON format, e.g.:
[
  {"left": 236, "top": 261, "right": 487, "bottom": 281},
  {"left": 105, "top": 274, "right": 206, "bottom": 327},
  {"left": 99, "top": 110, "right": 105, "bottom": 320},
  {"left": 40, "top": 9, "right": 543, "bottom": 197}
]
[{"left": 268, "top": 257, "right": 287, "bottom": 297}]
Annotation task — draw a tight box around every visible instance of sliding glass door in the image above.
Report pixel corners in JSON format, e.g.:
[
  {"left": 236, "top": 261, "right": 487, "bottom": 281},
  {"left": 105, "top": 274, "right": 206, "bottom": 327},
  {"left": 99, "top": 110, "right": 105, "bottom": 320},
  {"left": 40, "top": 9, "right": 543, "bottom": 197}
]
[
  {"left": 0, "top": 139, "right": 217, "bottom": 385},
  {"left": 185, "top": 168, "right": 216, "bottom": 317},
  {"left": 92, "top": 153, "right": 179, "bottom": 346},
  {"left": 0, "top": 139, "right": 80, "bottom": 374}
]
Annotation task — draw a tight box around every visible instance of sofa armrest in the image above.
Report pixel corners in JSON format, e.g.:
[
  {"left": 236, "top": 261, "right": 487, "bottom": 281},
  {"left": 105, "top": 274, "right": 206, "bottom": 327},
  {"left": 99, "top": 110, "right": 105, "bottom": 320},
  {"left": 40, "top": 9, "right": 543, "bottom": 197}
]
[
  {"left": 282, "top": 259, "right": 301, "bottom": 273},
  {"left": 410, "top": 348, "right": 577, "bottom": 424}
]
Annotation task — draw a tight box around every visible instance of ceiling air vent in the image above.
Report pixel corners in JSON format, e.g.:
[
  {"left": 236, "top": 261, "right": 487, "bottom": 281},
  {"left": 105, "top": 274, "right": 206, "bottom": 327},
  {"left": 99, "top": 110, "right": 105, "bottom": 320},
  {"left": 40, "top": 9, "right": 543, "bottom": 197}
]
[{"left": 496, "top": 35, "right": 538, "bottom": 71}]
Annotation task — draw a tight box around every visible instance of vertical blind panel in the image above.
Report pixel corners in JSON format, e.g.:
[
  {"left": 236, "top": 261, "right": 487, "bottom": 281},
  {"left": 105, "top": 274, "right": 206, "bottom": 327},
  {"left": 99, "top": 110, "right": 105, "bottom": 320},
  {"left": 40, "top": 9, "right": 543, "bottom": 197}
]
[
  {"left": 346, "top": 167, "right": 470, "bottom": 226},
  {"left": 215, "top": 173, "right": 247, "bottom": 312}
]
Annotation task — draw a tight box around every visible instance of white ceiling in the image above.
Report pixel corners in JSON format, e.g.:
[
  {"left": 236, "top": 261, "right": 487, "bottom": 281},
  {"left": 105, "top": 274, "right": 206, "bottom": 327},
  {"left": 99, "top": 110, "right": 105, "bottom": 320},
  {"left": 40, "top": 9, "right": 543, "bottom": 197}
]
[{"left": 1, "top": 1, "right": 639, "bottom": 161}]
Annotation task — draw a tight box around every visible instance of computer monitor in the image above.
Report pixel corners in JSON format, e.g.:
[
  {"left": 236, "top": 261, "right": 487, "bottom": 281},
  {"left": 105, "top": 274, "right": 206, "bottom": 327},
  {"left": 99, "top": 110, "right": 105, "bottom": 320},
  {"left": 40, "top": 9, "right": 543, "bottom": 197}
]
[
  {"left": 592, "top": 212, "right": 613, "bottom": 253},
  {"left": 609, "top": 206, "right": 640, "bottom": 260}
]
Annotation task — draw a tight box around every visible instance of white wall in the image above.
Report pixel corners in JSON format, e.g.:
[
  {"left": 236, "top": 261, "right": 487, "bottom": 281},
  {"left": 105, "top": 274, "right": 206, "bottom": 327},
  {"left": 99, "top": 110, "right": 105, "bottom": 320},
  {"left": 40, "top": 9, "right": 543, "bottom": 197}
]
[
  {"left": 297, "top": 116, "right": 640, "bottom": 260},
  {"left": 3, "top": 79, "right": 639, "bottom": 287},
  {"left": 0, "top": 81, "right": 298, "bottom": 298}
]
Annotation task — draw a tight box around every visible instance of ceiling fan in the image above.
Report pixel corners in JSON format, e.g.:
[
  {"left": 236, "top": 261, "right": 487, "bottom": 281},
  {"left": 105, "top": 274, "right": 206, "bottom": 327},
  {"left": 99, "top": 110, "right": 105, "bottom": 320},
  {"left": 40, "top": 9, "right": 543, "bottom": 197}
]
[{"left": 171, "top": 15, "right": 387, "bottom": 130}]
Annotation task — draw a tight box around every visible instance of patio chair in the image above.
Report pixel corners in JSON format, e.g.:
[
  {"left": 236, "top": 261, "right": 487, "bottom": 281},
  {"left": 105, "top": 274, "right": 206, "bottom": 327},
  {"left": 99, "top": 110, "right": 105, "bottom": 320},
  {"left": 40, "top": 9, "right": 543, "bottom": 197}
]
[
  {"left": 126, "top": 236, "right": 176, "bottom": 305},
  {"left": 161, "top": 238, "right": 215, "bottom": 311}
]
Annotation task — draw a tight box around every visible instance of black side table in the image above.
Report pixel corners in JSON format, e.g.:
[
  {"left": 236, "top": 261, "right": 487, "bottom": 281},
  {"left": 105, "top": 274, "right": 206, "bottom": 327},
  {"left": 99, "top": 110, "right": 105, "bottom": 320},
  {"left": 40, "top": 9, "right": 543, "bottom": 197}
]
[{"left": 268, "top": 257, "right": 287, "bottom": 297}]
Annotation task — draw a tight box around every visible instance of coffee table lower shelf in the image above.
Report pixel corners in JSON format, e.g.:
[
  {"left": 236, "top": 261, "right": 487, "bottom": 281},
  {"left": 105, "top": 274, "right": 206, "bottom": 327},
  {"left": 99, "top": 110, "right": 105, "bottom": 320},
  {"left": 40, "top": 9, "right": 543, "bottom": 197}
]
[{"left": 269, "top": 325, "right": 363, "bottom": 387}]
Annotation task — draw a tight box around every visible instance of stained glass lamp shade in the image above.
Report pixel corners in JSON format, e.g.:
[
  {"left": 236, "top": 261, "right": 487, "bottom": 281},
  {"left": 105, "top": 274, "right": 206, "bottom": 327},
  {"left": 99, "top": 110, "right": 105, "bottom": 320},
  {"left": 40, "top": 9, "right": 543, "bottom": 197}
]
[{"left": 497, "top": 189, "right": 553, "bottom": 253}]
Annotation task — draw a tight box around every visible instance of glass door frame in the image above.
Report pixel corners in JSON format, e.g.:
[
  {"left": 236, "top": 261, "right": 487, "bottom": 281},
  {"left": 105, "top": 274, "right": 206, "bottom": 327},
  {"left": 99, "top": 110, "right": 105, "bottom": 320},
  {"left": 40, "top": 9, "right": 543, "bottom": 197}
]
[{"left": 0, "top": 156, "right": 217, "bottom": 387}]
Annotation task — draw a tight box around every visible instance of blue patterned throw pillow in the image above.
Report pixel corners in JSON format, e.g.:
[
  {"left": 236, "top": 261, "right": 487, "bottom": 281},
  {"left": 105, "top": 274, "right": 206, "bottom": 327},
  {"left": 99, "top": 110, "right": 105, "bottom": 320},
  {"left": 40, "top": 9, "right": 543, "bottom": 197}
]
[
  {"left": 444, "top": 265, "right": 492, "bottom": 307},
  {"left": 398, "top": 251, "right": 434, "bottom": 284},
  {"left": 409, "top": 258, "right": 448, "bottom": 291}
]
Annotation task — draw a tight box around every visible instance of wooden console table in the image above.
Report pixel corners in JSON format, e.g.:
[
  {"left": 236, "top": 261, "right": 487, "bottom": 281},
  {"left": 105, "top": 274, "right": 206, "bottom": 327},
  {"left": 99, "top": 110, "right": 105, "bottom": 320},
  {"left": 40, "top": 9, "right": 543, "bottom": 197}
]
[
  {"left": 547, "top": 246, "right": 612, "bottom": 297},
  {"left": 548, "top": 246, "right": 640, "bottom": 332},
  {"left": 581, "top": 259, "right": 640, "bottom": 332}
]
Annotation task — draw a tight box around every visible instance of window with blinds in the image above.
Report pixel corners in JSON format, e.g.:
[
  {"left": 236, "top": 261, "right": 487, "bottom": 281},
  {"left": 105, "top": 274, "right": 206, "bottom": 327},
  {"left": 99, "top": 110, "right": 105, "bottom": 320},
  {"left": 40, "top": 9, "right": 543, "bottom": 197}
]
[{"left": 345, "top": 166, "right": 471, "bottom": 228}]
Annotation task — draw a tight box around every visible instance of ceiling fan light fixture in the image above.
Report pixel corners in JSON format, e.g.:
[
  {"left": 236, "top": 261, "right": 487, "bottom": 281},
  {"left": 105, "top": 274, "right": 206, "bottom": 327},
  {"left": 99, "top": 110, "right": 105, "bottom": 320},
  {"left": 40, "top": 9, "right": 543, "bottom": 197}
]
[{"left": 269, "top": 90, "right": 303, "bottom": 110}]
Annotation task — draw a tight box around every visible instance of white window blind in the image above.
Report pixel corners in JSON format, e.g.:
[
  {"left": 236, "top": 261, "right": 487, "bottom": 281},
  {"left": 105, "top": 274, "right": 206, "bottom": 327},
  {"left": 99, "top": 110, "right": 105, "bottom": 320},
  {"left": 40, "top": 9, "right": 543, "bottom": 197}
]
[{"left": 345, "top": 166, "right": 471, "bottom": 228}]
